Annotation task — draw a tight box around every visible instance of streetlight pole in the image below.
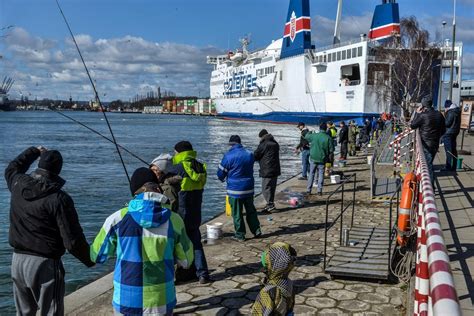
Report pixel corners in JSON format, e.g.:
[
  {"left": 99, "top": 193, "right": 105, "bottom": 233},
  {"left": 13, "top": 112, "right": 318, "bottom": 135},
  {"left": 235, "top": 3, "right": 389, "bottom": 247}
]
[
  {"left": 438, "top": 21, "right": 447, "bottom": 111},
  {"left": 448, "top": 0, "right": 456, "bottom": 101}
]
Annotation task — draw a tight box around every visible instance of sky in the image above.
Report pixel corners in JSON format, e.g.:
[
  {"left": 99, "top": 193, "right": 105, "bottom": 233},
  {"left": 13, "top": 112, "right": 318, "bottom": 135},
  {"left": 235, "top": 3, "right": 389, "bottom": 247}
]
[{"left": 1, "top": 0, "right": 473, "bottom": 102}]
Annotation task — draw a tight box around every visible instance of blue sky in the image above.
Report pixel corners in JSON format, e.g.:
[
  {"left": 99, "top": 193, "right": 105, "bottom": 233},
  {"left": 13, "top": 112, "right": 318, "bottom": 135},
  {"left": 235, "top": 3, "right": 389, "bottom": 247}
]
[{"left": 1, "top": 0, "right": 473, "bottom": 101}]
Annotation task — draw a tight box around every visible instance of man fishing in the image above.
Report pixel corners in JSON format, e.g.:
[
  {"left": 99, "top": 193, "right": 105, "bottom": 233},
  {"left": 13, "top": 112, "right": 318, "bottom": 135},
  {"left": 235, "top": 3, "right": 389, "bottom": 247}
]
[{"left": 5, "top": 146, "right": 95, "bottom": 315}]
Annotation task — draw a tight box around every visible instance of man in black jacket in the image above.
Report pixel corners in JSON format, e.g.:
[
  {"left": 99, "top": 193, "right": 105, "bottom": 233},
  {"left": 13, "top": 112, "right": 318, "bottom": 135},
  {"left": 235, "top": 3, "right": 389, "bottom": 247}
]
[
  {"left": 410, "top": 97, "right": 446, "bottom": 182},
  {"left": 254, "top": 129, "right": 281, "bottom": 213},
  {"left": 443, "top": 100, "right": 461, "bottom": 171},
  {"left": 295, "top": 122, "right": 310, "bottom": 180},
  {"left": 5, "top": 146, "right": 94, "bottom": 316},
  {"left": 338, "top": 121, "right": 349, "bottom": 160}
]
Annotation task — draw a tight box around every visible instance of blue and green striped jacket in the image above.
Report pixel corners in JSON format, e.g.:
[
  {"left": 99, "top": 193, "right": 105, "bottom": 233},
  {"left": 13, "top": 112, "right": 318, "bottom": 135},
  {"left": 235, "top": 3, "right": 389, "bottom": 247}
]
[{"left": 91, "top": 192, "right": 194, "bottom": 315}]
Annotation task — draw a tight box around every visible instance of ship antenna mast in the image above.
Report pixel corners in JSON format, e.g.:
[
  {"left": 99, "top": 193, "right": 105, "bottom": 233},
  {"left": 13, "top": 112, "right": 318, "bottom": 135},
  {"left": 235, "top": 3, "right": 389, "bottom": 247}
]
[{"left": 333, "top": 0, "right": 343, "bottom": 45}]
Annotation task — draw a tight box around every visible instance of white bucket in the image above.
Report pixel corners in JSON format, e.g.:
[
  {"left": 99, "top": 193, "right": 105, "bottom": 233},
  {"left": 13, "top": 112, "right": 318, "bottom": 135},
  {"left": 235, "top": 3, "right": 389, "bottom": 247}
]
[
  {"left": 206, "top": 222, "right": 223, "bottom": 240},
  {"left": 367, "top": 155, "right": 373, "bottom": 165},
  {"left": 338, "top": 160, "right": 346, "bottom": 168},
  {"left": 330, "top": 175, "right": 341, "bottom": 184}
]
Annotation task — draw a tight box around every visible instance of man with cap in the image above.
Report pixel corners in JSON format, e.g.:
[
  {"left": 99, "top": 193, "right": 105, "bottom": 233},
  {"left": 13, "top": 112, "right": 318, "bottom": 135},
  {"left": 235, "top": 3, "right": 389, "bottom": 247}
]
[
  {"left": 410, "top": 96, "right": 446, "bottom": 182},
  {"left": 172, "top": 141, "right": 210, "bottom": 284},
  {"left": 442, "top": 99, "right": 461, "bottom": 171},
  {"left": 254, "top": 129, "right": 281, "bottom": 213},
  {"left": 91, "top": 167, "right": 194, "bottom": 316},
  {"left": 304, "top": 123, "right": 334, "bottom": 196},
  {"left": 150, "top": 153, "right": 182, "bottom": 212},
  {"left": 218, "top": 135, "right": 262, "bottom": 241},
  {"left": 295, "top": 122, "right": 310, "bottom": 180},
  {"left": 5, "top": 146, "right": 95, "bottom": 315}
]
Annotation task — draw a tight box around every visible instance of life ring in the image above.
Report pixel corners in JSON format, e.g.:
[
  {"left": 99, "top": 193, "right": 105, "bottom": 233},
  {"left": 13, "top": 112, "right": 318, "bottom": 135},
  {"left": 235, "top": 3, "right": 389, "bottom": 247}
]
[{"left": 397, "top": 172, "right": 416, "bottom": 246}]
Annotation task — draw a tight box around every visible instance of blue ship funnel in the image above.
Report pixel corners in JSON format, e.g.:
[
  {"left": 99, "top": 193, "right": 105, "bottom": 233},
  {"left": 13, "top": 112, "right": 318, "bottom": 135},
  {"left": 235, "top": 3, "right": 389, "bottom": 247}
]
[
  {"left": 280, "top": 0, "right": 312, "bottom": 59},
  {"left": 368, "top": 1, "right": 400, "bottom": 41}
]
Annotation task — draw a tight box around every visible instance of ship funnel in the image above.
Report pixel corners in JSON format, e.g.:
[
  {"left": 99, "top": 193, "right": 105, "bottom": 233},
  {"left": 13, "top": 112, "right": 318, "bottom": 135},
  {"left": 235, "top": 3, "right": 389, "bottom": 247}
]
[
  {"left": 280, "top": 0, "right": 312, "bottom": 59},
  {"left": 368, "top": 0, "right": 400, "bottom": 42}
]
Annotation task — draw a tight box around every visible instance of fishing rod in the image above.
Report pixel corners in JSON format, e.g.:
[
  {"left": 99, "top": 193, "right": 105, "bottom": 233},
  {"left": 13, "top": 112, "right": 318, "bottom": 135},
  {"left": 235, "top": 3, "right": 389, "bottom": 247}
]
[
  {"left": 55, "top": 0, "right": 131, "bottom": 184},
  {"left": 49, "top": 108, "right": 149, "bottom": 165}
]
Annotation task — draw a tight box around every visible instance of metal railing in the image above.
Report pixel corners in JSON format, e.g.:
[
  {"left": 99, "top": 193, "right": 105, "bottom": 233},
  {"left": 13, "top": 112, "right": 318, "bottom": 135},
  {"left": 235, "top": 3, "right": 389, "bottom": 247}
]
[
  {"left": 413, "top": 130, "right": 461, "bottom": 316},
  {"left": 323, "top": 173, "right": 357, "bottom": 270}
]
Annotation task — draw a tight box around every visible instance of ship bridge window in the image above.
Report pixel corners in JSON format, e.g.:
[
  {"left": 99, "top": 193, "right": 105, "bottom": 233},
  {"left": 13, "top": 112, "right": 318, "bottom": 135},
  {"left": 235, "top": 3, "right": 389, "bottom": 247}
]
[
  {"left": 352, "top": 48, "right": 357, "bottom": 58},
  {"left": 332, "top": 52, "right": 336, "bottom": 62},
  {"left": 367, "top": 63, "right": 389, "bottom": 86},
  {"left": 357, "top": 46, "right": 363, "bottom": 57},
  {"left": 340, "top": 64, "right": 361, "bottom": 86},
  {"left": 323, "top": 55, "right": 327, "bottom": 63},
  {"left": 342, "top": 50, "right": 346, "bottom": 60},
  {"left": 337, "top": 51, "right": 341, "bottom": 61},
  {"left": 328, "top": 54, "right": 332, "bottom": 62},
  {"left": 347, "top": 49, "right": 351, "bottom": 59}
]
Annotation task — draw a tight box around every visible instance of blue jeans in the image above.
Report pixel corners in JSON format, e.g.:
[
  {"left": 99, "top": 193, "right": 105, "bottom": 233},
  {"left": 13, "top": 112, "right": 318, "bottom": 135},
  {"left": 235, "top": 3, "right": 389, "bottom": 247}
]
[
  {"left": 423, "top": 147, "right": 436, "bottom": 185},
  {"left": 301, "top": 149, "right": 310, "bottom": 178},
  {"left": 307, "top": 161, "right": 325, "bottom": 193},
  {"left": 443, "top": 134, "right": 458, "bottom": 170},
  {"left": 186, "top": 227, "right": 209, "bottom": 278}
]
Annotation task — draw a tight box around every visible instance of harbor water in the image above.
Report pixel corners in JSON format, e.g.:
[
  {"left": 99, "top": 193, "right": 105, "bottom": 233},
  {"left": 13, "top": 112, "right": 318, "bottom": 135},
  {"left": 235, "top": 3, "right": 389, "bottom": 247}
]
[{"left": 0, "top": 111, "right": 302, "bottom": 313}]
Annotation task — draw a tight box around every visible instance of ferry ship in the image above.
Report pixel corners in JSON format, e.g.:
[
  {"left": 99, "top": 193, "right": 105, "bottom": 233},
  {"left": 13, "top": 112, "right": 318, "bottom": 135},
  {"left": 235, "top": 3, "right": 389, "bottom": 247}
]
[{"left": 207, "top": 0, "right": 462, "bottom": 124}]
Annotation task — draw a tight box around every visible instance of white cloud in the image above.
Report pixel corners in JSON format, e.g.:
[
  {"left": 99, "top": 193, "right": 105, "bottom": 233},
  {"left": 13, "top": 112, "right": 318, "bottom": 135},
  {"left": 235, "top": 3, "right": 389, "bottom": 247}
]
[{"left": 3, "top": 28, "right": 222, "bottom": 100}]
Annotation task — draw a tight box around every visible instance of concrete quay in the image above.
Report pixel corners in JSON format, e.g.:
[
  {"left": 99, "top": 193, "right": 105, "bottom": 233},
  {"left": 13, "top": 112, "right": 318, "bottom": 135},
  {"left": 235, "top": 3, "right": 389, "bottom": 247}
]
[{"left": 66, "top": 151, "right": 408, "bottom": 315}]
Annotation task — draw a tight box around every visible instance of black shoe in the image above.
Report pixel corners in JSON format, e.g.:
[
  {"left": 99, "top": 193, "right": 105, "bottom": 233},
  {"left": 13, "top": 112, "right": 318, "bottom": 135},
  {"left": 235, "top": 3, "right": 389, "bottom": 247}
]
[
  {"left": 199, "top": 276, "right": 211, "bottom": 284},
  {"left": 318, "top": 192, "right": 323, "bottom": 196},
  {"left": 266, "top": 204, "right": 276, "bottom": 212},
  {"left": 298, "top": 176, "right": 308, "bottom": 180},
  {"left": 254, "top": 232, "right": 263, "bottom": 238}
]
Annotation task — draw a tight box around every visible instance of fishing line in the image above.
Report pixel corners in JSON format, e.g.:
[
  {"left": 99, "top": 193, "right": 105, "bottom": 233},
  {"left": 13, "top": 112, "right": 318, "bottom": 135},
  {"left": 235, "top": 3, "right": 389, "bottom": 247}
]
[
  {"left": 49, "top": 108, "right": 149, "bottom": 165},
  {"left": 55, "top": 0, "right": 131, "bottom": 184}
]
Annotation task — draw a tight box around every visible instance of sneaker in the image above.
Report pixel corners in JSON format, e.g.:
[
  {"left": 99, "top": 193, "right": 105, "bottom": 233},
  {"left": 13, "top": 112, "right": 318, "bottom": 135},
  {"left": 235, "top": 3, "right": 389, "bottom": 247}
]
[
  {"left": 298, "top": 176, "right": 307, "bottom": 180},
  {"left": 254, "top": 231, "right": 263, "bottom": 238},
  {"left": 266, "top": 204, "right": 276, "bottom": 212},
  {"left": 231, "top": 236, "right": 246, "bottom": 242},
  {"left": 199, "top": 276, "right": 211, "bottom": 284}
]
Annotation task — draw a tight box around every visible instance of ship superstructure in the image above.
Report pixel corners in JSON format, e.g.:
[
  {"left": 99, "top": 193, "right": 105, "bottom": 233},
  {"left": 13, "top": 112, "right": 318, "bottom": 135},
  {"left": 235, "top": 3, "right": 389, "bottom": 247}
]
[{"left": 207, "top": 0, "right": 462, "bottom": 124}]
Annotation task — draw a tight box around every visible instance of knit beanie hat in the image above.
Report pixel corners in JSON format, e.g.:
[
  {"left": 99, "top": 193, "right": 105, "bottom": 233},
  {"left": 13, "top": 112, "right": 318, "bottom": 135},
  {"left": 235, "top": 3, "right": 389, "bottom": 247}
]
[
  {"left": 150, "top": 154, "right": 173, "bottom": 175},
  {"left": 130, "top": 167, "right": 158, "bottom": 195},
  {"left": 228, "top": 135, "right": 241, "bottom": 145},
  {"left": 258, "top": 129, "right": 268, "bottom": 138},
  {"left": 38, "top": 150, "right": 63, "bottom": 175},
  {"left": 444, "top": 99, "right": 453, "bottom": 108},
  {"left": 174, "top": 141, "right": 193, "bottom": 153}
]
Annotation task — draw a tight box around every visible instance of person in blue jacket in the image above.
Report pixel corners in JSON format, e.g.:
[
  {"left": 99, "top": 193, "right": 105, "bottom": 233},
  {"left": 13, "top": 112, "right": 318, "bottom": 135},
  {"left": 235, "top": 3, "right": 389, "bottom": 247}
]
[{"left": 217, "top": 135, "right": 262, "bottom": 241}]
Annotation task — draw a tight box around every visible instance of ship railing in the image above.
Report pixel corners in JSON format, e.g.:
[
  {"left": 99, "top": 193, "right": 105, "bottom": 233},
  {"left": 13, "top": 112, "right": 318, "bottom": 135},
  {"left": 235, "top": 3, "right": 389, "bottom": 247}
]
[{"left": 314, "top": 38, "right": 368, "bottom": 53}]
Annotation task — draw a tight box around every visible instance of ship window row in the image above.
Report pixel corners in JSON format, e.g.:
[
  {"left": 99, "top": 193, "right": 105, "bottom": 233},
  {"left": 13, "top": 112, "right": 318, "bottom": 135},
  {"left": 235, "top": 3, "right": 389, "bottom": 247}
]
[
  {"left": 257, "top": 66, "right": 275, "bottom": 77},
  {"left": 317, "top": 46, "right": 363, "bottom": 63}
]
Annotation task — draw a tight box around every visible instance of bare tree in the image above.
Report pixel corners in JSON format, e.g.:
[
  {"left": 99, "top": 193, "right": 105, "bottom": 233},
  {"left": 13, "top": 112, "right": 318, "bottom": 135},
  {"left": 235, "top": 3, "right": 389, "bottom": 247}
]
[{"left": 371, "top": 17, "right": 441, "bottom": 118}]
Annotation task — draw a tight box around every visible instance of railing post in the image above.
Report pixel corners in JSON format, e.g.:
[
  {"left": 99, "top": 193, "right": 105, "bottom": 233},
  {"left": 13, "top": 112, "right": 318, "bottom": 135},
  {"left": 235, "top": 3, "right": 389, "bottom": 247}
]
[
  {"left": 324, "top": 198, "right": 329, "bottom": 270},
  {"left": 340, "top": 182, "right": 344, "bottom": 245},
  {"left": 351, "top": 173, "right": 356, "bottom": 227}
]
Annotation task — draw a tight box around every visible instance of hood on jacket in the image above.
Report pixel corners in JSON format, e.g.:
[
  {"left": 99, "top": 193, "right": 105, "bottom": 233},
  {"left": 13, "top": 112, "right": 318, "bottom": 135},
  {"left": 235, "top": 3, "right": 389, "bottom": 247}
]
[
  {"left": 172, "top": 150, "right": 197, "bottom": 165},
  {"left": 262, "top": 242, "right": 296, "bottom": 284},
  {"left": 446, "top": 105, "right": 461, "bottom": 113},
  {"left": 260, "top": 133, "right": 275, "bottom": 143},
  {"left": 21, "top": 168, "right": 66, "bottom": 201},
  {"left": 128, "top": 192, "right": 171, "bottom": 228}
]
